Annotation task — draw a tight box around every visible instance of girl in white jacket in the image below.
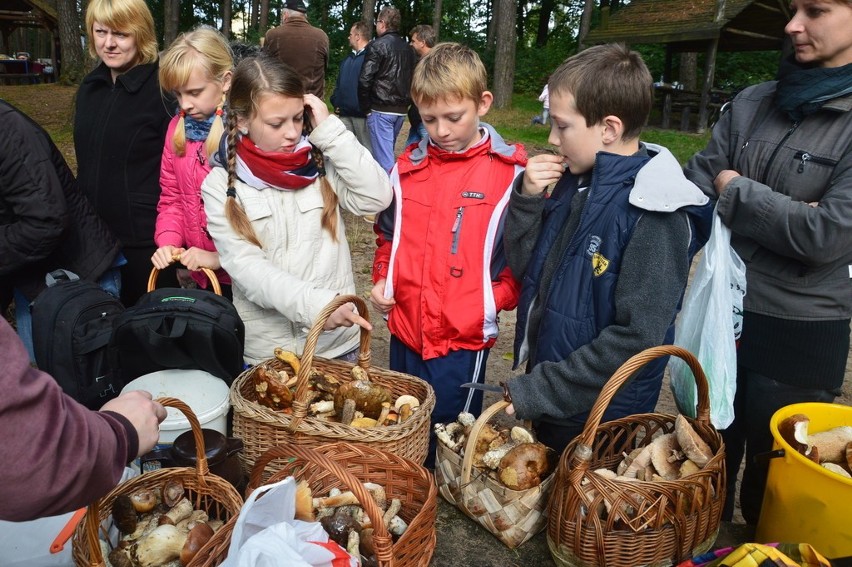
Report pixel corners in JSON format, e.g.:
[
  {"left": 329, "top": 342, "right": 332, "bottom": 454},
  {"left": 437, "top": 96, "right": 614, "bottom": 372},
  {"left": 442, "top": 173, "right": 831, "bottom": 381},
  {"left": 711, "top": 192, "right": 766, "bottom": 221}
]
[{"left": 202, "top": 55, "right": 392, "bottom": 364}]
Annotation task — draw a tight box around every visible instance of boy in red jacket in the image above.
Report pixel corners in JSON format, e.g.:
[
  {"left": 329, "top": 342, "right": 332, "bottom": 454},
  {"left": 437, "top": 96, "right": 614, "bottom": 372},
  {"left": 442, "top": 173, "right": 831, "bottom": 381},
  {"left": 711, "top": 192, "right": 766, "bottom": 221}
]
[{"left": 370, "top": 43, "right": 526, "bottom": 465}]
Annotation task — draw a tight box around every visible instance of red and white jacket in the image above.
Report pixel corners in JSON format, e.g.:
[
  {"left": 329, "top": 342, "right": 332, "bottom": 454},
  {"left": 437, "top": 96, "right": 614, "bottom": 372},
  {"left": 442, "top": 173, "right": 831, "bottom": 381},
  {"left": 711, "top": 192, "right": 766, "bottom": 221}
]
[{"left": 372, "top": 126, "right": 526, "bottom": 359}]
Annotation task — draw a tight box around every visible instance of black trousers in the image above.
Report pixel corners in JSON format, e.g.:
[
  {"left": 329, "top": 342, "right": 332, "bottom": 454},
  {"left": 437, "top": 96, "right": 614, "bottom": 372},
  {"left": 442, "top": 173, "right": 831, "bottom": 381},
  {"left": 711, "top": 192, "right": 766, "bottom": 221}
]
[{"left": 721, "top": 366, "right": 837, "bottom": 524}]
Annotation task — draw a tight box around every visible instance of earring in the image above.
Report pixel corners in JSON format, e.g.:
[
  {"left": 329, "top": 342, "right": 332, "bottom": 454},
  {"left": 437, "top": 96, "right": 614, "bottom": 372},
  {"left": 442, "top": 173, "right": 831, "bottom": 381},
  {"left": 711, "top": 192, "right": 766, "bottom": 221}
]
[{"left": 239, "top": 127, "right": 248, "bottom": 135}]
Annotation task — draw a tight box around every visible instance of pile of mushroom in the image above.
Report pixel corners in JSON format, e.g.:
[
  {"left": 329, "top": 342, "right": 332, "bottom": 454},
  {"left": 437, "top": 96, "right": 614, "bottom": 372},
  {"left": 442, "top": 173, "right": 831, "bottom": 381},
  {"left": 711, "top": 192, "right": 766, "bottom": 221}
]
[
  {"left": 252, "top": 348, "right": 420, "bottom": 428},
  {"left": 435, "top": 413, "right": 553, "bottom": 491},
  {"left": 778, "top": 413, "right": 852, "bottom": 478},
  {"left": 291, "top": 480, "right": 409, "bottom": 567},
  {"left": 105, "top": 480, "right": 223, "bottom": 567}
]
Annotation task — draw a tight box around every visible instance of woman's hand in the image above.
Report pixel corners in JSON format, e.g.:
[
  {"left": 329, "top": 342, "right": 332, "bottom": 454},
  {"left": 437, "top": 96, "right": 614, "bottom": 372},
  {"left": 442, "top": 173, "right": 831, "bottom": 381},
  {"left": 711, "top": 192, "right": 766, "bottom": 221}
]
[
  {"left": 323, "top": 302, "right": 372, "bottom": 332},
  {"left": 303, "top": 94, "right": 330, "bottom": 129},
  {"left": 179, "top": 247, "right": 221, "bottom": 271},
  {"left": 522, "top": 153, "right": 565, "bottom": 196},
  {"left": 714, "top": 169, "right": 740, "bottom": 195},
  {"left": 151, "top": 245, "right": 184, "bottom": 269}
]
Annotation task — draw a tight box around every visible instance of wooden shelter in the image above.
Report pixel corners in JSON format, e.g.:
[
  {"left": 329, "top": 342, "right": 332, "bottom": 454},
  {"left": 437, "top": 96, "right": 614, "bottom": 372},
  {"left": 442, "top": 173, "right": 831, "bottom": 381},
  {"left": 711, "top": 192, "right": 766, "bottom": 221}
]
[
  {"left": 0, "top": 0, "right": 58, "bottom": 65},
  {"left": 585, "top": 0, "right": 788, "bottom": 131}
]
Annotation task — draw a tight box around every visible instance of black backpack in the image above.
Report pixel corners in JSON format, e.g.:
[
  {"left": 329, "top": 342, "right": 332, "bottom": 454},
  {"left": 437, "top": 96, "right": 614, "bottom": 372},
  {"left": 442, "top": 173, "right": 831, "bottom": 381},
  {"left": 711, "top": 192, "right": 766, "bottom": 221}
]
[
  {"left": 108, "top": 287, "right": 245, "bottom": 386},
  {"left": 31, "top": 270, "right": 126, "bottom": 409}
]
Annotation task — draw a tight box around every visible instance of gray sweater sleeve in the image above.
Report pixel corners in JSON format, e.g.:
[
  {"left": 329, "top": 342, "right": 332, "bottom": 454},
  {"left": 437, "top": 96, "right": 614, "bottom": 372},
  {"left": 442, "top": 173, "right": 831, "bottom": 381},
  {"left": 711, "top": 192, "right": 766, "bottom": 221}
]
[
  {"left": 506, "top": 211, "right": 692, "bottom": 422},
  {"left": 504, "top": 176, "right": 547, "bottom": 279}
]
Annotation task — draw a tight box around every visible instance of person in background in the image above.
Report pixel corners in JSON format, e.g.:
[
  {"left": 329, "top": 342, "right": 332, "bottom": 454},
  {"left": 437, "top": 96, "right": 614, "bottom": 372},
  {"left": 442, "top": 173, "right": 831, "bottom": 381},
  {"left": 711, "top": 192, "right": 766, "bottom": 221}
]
[
  {"left": 503, "top": 44, "right": 712, "bottom": 455},
  {"left": 153, "top": 27, "right": 234, "bottom": 299},
  {"left": 330, "top": 21, "right": 373, "bottom": 154},
  {"left": 370, "top": 43, "right": 525, "bottom": 466},
  {"left": 358, "top": 6, "right": 416, "bottom": 172},
  {"left": 404, "top": 24, "right": 436, "bottom": 147},
  {"left": 0, "top": 318, "right": 165, "bottom": 521},
  {"left": 1, "top": 99, "right": 120, "bottom": 362},
  {"left": 202, "top": 55, "right": 392, "bottom": 364},
  {"left": 74, "top": 0, "right": 174, "bottom": 306},
  {"left": 263, "top": 0, "right": 329, "bottom": 99},
  {"left": 683, "top": 0, "right": 852, "bottom": 525},
  {"left": 531, "top": 82, "right": 550, "bottom": 125}
]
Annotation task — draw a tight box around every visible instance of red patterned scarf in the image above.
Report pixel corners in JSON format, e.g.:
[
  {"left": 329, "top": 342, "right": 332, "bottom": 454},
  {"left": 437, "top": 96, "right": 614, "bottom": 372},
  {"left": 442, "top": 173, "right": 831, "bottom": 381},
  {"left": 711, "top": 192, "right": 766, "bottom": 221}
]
[{"left": 236, "top": 135, "right": 318, "bottom": 189}]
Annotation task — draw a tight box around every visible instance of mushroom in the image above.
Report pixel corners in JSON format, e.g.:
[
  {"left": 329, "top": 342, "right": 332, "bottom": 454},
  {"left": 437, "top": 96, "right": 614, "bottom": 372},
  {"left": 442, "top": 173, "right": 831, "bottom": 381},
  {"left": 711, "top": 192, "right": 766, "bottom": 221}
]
[
  {"left": 616, "top": 447, "right": 645, "bottom": 476},
  {"left": 253, "top": 365, "right": 294, "bottom": 410},
  {"left": 822, "top": 462, "right": 852, "bottom": 479},
  {"left": 163, "top": 479, "right": 185, "bottom": 508},
  {"left": 649, "top": 433, "right": 681, "bottom": 480},
  {"left": 180, "top": 523, "right": 214, "bottom": 566},
  {"left": 622, "top": 444, "right": 652, "bottom": 479},
  {"left": 510, "top": 426, "right": 535, "bottom": 444},
  {"left": 674, "top": 415, "right": 713, "bottom": 467},
  {"left": 112, "top": 494, "right": 138, "bottom": 535},
  {"left": 320, "top": 508, "right": 362, "bottom": 548},
  {"left": 273, "top": 347, "right": 301, "bottom": 374},
  {"left": 679, "top": 459, "right": 701, "bottom": 478},
  {"left": 164, "top": 498, "right": 194, "bottom": 525},
  {"left": 497, "top": 443, "right": 552, "bottom": 490},
  {"left": 131, "top": 524, "right": 188, "bottom": 567},
  {"left": 295, "top": 480, "right": 314, "bottom": 522},
  {"left": 334, "top": 380, "right": 392, "bottom": 419},
  {"left": 130, "top": 488, "right": 158, "bottom": 513},
  {"left": 778, "top": 413, "right": 812, "bottom": 457},
  {"left": 809, "top": 426, "right": 852, "bottom": 463}
]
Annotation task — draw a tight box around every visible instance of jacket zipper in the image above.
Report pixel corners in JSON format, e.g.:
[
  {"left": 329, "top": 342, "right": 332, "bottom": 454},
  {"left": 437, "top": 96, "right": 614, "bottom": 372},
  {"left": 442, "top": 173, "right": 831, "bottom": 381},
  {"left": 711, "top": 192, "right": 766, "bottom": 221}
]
[
  {"left": 760, "top": 121, "right": 800, "bottom": 181},
  {"left": 450, "top": 207, "right": 465, "bottom": 277},
  {"left": 794, "top": 151, "right": 838, "bottom": 173}
]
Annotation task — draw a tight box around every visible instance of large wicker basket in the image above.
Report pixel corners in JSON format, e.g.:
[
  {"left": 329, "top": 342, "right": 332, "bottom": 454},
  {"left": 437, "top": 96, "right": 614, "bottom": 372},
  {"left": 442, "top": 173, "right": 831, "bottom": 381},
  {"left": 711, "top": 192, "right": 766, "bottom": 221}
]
[
  {"left": 230, "top": 294, "right": 435, "bottom": 478},
  {"left": 71, "top": 397, "right": 244, "bottom": 567},
  {"left": 435, "top": 400, "right": 556, "bottom": 549},
  {"left": 191, "top": 442, "right": 438, "bottom": 567},
  {"left": 547, "top": 345, "right": 726, "bottom": 567}
]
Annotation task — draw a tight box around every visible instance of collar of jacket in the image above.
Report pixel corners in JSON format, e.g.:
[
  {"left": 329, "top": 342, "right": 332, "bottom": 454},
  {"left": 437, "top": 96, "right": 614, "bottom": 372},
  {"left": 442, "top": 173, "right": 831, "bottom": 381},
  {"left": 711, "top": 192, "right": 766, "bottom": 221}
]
[
  {"left": 84, "top": 60, "right": 159, "bottom": 94},
  {"left": 399, "top": 122, "right": 527, "bottom": 173},
  {"left": 628, "top": 142, "right": 708, "bottom": 212},
  {"left": 822, "top": 91, "right": 852, "bottom": 112}
]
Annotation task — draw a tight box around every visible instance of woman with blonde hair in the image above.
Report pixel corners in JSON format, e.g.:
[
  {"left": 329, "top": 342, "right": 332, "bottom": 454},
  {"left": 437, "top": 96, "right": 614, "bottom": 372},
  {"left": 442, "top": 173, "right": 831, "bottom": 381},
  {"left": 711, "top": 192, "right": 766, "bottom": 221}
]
[
  {"left": 74, "top": 0, "right": 174, "bottom": 306},
  {"left": 153, "top": 27, "right": 234, "bottom": 298}
]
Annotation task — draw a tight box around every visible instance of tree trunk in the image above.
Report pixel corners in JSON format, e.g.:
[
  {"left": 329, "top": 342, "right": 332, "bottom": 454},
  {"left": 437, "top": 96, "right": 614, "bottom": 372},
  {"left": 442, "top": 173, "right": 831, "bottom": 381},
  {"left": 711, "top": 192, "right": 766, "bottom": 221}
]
[
  {"left": 222, "top": 0, "right": 232, "bottom": 40},
  {"left": 259, "top": 0, "right": 270, "bottom": 35},
  {"left": 163, "top": 0, "right": 180, "bottom": 47},
  {"left": 362, "top": 0, "right": 376, "bottom": 28},
  {"left": 432, "top": 0, "right": 442, "bottom": 39},
  {"left": 679, "top": 52, "right": 697, "bottom": 90},
  {"left": 250, "top": 0, "right": 260, "bottom": 32},
  {"left": 577, "top": 0, "right": 595, "bottom": 49},
  {"left": 535, "top": 0, "right": 554, "bottom": 47},
  {"left": 486, "top": 0, "right": 497, "bottom": 50},
  {"left": 492, "top": 0, "right": 516, "bottom": 108},
  {"left": 56, "top": 0, "right": 86, "bottom": 84}
]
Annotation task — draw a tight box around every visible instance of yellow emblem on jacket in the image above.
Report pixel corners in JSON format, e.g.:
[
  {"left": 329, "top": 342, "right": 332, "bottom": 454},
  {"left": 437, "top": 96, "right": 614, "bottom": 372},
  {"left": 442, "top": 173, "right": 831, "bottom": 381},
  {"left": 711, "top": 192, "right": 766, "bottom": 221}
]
[{"left": 592, "top": 252, "right": 609, "bottom": 277}]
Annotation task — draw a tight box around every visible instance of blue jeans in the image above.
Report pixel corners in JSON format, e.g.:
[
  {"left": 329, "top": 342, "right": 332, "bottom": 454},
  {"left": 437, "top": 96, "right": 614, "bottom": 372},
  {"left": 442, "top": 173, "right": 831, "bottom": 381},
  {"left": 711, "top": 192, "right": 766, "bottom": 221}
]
[
  {"left": 404, "top": 122, "right": 427, "bottom": 147},
  {"left": 367, "top": 111, "right": 404, "bottom": 173},
  {"left": 15, "top": 256, "right": 125, "bottom": 363}
]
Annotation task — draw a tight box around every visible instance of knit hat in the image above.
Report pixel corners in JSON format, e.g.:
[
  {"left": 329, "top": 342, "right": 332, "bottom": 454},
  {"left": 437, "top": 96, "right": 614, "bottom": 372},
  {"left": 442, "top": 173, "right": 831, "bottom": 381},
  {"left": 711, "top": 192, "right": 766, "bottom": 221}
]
[{"left": 285, "top": 0, "right": 307, "bottom": 12}]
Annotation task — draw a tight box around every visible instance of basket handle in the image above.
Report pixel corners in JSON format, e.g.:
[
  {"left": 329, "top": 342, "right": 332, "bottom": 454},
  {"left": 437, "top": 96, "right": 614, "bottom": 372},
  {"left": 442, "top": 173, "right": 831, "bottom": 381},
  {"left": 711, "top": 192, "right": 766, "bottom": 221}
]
[
  {"left": 459, "top": 400, "right": 512, "bottom": 484},
  {"left": 287, "top": 294, "right": 372, "bottom": 434},
  {"left": 572, "top": 345, "right": 710, "bottom": 464},
  {"left": 147, "top": 266, "right": 222, "bottom": 296},
  {"left": 84, "top": 397, "right": 212, "bottom": 566},
  {"left": 247, "top": 443, "right": 393, "bottom": 563}
]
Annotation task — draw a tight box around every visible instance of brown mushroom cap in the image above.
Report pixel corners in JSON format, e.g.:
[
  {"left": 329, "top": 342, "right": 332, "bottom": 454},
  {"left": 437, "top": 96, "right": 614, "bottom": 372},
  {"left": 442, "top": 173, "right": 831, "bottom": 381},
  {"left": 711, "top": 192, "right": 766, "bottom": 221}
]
[
  {"left": 674, "top": 415, "right": 713, "bottom": 467},
  {"left": 180, "top": 522, "right": 214, "bottom": 565},
  {"left": 497, "top": 443, "right": 552, "bottom": 490}
]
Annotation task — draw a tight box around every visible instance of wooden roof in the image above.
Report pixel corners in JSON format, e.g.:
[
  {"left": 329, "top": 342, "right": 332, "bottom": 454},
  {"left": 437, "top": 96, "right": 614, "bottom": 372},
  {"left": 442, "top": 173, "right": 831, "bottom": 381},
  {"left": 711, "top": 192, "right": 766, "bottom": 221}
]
[
  {"left": 0, "top": 0, "right": 58, "bottom": 30},
  {"left": 585, "top": 0, "right": 788, "bottom": 52}
]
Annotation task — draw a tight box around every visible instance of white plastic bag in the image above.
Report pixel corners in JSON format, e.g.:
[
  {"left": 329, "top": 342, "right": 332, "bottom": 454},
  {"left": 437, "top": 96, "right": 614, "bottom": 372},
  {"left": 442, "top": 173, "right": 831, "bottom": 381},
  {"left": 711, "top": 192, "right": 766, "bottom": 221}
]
[
  {"left": 669, "top": 207, "right": 746, "bottom": 429},
  {"left": 220, "top": 476, "right": 356, "bottom": 567}
]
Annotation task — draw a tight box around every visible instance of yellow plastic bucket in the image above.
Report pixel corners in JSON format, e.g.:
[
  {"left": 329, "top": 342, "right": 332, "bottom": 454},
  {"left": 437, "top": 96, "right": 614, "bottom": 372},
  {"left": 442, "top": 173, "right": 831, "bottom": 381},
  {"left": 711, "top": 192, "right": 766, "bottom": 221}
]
[{"left": 755, "top": 402, "right": 852, "bottom": 558}]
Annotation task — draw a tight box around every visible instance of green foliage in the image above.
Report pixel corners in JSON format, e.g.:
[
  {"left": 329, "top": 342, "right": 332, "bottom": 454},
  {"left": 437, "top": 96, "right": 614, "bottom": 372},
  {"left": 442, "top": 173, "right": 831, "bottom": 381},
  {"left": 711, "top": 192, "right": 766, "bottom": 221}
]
[{"left": 513, "top": 36, "right": 576, "bottom": 95}]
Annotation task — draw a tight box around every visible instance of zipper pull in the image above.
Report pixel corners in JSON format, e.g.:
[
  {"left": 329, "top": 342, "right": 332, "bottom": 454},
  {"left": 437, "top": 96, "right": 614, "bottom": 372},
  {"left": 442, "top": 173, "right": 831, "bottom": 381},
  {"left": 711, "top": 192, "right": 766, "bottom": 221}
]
[
  {"left": 798, "top": 152, "right": 810, "bottom": 174},
  {"left": 451, "top": 207, "right": 463, "bottom": 234}
]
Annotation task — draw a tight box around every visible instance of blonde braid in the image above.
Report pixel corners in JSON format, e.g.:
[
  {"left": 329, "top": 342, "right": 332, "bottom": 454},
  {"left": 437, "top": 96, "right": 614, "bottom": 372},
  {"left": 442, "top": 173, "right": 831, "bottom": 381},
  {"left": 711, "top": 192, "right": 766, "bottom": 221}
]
[
  {"left": 224, "top": 112, "right": 262, "bottom": 247},
  {"left": 205, "top": 92, "right": 226, "bottom": 159},
  {"left": 311, "top": 147, "right": 339, "bottom": 242},
  {"left": 173, "top": 110, "right": 187, "bottom": 156}
]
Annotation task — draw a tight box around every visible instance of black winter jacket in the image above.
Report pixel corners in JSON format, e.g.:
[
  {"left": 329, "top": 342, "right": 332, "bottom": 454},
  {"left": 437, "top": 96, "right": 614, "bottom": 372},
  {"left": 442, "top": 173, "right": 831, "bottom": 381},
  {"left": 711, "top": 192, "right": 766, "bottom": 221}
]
[
  {"left": 0, "top": 100, "right": 119, "bottom": 303},
  {"left": 358, "top": 31, "right": 415, "bottom": 115},
  {"left": 74, "top": 61, "right": 173, "bottom": 250}
]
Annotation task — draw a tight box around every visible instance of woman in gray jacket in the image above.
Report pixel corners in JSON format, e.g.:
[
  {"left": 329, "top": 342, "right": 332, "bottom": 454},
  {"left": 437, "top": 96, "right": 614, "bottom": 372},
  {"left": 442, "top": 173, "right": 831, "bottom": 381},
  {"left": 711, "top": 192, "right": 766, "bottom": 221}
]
[{"left": 684, "top": 0, "right": 852, "bottom": 525}]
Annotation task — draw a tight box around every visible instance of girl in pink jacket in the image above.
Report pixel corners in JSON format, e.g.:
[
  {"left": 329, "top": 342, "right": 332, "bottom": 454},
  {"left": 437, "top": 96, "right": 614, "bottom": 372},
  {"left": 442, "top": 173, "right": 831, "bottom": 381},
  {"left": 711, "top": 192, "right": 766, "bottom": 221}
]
[{"left": 152, "top": 27, "right": 233, "bottom": 295}]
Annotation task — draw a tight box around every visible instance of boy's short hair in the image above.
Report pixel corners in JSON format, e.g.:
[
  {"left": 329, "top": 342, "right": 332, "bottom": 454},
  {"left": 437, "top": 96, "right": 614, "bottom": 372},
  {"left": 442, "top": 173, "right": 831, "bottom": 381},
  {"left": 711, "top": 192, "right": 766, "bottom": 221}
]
[
  {"left": 410, "top": 24, "right": 436, "bottom": 48},
  {"left": 411, "top": 42, "right": 486, "bottom": 107},
  {"left": 549, "top": 43, "right": 653, "bottom": 141}
]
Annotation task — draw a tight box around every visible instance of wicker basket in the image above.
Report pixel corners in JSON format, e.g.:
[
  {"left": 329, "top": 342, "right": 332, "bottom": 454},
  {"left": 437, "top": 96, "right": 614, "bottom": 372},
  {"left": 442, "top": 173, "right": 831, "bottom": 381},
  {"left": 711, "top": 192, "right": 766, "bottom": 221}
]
[
  {"left": 435, "top": 400, "right": 556, "bottom": 549},
  {"left": 230, "top": 294, "right": 435, "bottom": 478},
  {"left": 547, "top": 345, "right": 726, "bottom": 567},
  {"left": 191, "top": 442, "right": 438, "bottom": 567},
  {"left": 148, "top": 265, "right": 222, "bottom": 295},
  {"left": 71, "top": 397, "right": 244, "bottom": 567}
]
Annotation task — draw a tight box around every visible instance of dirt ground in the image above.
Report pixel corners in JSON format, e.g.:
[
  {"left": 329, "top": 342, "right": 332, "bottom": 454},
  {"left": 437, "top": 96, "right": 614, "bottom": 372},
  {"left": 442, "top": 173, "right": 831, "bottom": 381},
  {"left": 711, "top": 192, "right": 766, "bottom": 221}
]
[{"left": 4, "top": 83, "right": 851, "bottom": 549}]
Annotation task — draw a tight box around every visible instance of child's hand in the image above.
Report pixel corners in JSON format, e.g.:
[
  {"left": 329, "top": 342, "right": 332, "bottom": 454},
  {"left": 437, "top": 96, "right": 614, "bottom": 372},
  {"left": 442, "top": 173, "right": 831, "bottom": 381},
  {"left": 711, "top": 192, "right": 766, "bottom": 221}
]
[
  {"left": 179, "top": 247, "right": 221, "bottom": 271},
  {"left": 323, "top": 302, "right": 373, "bottom": 332},
  {"left": 303, "top": 94, "right": 330, "bottom": 129},
  {"left": 151, "top": 245, "right": 184, "bottom": 269},
  {"left": 370, "top": 280, "right": 396, "bottom": 314},
  {"left": 522, "top": 153, "right": 566, "bottom": 196}
]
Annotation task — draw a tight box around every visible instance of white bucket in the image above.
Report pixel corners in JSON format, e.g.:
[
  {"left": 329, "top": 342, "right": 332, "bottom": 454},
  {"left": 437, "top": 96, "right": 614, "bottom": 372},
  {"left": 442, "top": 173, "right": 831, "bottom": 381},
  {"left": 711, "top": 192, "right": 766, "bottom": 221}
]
[{"left": 121, "top": 369, "right": 231, "bottom": 444}]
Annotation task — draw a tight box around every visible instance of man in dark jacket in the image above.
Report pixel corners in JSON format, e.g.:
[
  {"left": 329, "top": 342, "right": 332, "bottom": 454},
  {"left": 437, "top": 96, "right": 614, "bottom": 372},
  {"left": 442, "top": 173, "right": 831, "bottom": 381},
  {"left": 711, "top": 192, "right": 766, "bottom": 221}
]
[
  {"left": 263, "top": 0, "right": 329, "bottom": 98},
  {"left": 0, "top": 99, "right": 120, "bottom": 360},
  {"left": 331, "top": 21, "right": 373, "bottom": 153},
  {"left": 358, "top": 6, "right": 416, "bottom": 172}
]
